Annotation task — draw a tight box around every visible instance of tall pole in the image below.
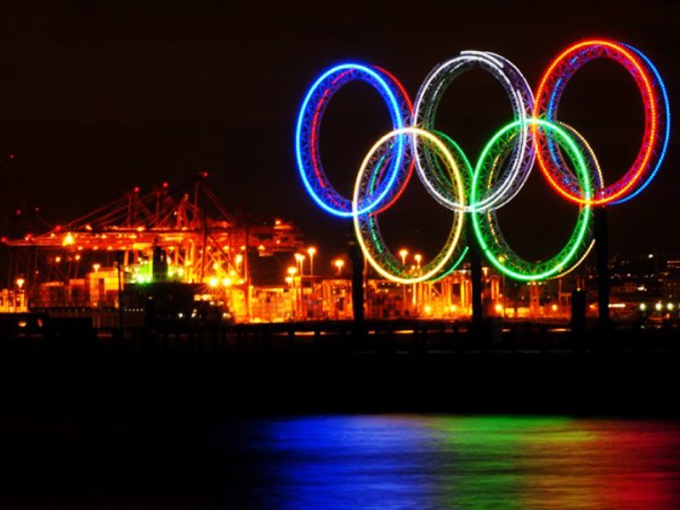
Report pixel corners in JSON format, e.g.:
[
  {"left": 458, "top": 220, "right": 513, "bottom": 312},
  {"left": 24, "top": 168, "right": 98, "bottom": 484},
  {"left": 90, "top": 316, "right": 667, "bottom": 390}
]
[
  {"left": 594, "top": 207, "right": 610, "bottom": 330},
  {"left": 117, "top": 251, "right": 124, "bottom": 335},
  {"left": 349, "top": 236, "right": 364, "bottom": 326},
  {"left": 399, "top": 249, "right": 408, "bottom": 314},
  {"left": 466, "top": 220, "right": 484, "bottom": 330},
  {"left": 307, "top": 247, "right": 316, "bottom": 277},
  {"left": 307, "top": 247, "right": 316, "bottom": 318}
]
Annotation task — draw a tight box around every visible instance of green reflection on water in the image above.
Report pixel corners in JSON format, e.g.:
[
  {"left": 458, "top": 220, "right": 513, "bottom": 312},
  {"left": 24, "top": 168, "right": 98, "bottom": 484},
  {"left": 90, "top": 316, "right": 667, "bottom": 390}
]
[{"left": 427, "top": 415, "right": 598, "bottom": 509}]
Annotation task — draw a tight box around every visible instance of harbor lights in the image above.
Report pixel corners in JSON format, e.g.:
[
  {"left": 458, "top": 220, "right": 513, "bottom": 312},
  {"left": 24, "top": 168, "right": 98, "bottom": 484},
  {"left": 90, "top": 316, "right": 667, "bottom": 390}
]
[
  {"left": 413, "top": 253, "right": 423, "bottom": 310},
  {"left": 399, "top": 248, "right": 408, "bottom": 266},
  {"left": 294, "top": 253, "right": 305, "bottom": 277},
  {"left": 287, "top": 266, "right": 299, "bottom": 318},
  {"left": 334, "top": 259, "right": 345, "bottom": 276},
  {"left": 307, "top": 246, "right": 317, "bottom": 276}
]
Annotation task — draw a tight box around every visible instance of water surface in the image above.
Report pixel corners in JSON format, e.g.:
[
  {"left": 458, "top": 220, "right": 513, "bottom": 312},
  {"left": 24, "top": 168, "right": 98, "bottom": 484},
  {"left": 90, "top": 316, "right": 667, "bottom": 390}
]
[{"left": 2, "top": 415, "right": 679, "bottom": 509}]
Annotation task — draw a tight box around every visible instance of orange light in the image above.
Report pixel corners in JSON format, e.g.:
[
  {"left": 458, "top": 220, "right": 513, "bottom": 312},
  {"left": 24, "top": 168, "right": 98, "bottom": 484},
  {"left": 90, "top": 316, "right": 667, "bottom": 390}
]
[{"left": 334, "top": 259, "right": 345, "bottom": 275}]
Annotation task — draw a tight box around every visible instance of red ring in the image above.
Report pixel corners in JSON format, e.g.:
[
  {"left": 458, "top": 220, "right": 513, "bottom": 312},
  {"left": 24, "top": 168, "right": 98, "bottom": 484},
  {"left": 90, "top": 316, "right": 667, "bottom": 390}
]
[{"left": 533, "top": 40, "right": 660, "bottom": 206}]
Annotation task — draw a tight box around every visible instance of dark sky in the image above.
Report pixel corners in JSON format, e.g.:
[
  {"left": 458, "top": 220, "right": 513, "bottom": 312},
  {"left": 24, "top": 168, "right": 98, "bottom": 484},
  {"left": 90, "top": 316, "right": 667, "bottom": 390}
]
[{"left": 0, "top": 0, "right": 678, "bottom": 268}]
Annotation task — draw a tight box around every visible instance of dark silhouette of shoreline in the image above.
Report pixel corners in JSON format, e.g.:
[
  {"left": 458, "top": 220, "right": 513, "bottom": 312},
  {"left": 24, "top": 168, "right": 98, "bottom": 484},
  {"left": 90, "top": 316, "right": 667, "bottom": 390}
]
[{"left": 0, "top": 317, "right": 678, "bottom": 419}]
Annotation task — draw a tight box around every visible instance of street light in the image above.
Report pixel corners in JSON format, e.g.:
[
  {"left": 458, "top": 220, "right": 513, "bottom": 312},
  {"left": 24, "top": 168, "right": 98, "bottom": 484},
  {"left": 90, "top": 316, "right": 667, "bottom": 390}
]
[
  {"left": 294, "top": 253, "right": 305, "bottom": 277},
  {"left": 307, "top": 246, "right": 316, "bottom": 276},
  {"left": 334, "top": 259, "right": 344, "bottom": 276},
  {"left": 413, "top": 254, "right": 422, "bottom": 310},
  {"left": 287, "top": 266, "right": 299, "bottom": 318},
  {"left": 399, "top": 248, "right": 408, "bottom": 266}
]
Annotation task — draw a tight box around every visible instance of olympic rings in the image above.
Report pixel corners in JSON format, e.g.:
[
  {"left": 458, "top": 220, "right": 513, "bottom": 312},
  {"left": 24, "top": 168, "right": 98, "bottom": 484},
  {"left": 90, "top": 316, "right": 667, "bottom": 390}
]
[
  {"left": 295, "top": 39, "right": 670, "bottom": 282},
  {"left": 413, "top": 51, "right": 535, "bottom": 213},
  {"left": 353, "top": 127, "right": 466, "bottom": 284},
  {"left": 534, "top": 40, "right": 671, "bottom": 206},
  {"left": 471, "top": 119, "right": 599, "bottom": 281},
  {"left": 295, "top": 63, "right": 413, "bottom": 217}
]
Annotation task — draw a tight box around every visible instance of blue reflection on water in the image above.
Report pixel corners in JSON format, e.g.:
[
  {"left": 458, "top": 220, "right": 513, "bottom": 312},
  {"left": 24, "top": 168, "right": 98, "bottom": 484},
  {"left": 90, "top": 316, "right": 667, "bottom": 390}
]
[{"left": 255, "top": 416, "right": 443, "bottom": 509}]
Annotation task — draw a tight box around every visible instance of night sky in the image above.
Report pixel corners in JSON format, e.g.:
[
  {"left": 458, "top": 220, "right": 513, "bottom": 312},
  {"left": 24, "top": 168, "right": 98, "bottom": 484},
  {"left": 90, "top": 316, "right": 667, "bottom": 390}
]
[{"left": 0, "top": 1, "right": 678, "bottom": 270}]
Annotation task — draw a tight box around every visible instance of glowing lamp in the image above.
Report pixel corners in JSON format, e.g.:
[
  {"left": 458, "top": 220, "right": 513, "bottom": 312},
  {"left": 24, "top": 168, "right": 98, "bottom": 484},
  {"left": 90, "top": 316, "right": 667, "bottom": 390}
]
[{"left": 334, "top": 259, "right": 345, "bottom": 275}]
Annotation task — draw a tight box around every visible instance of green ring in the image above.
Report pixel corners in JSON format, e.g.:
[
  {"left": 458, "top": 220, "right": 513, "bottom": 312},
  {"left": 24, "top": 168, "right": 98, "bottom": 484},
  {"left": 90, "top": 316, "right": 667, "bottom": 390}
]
[{"left": 471, "top": 119, "right": 595, "bottom": 281}]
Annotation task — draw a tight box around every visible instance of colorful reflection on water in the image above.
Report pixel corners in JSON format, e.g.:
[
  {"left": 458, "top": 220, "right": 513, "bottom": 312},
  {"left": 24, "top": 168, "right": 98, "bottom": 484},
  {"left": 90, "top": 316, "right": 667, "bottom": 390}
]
[
  {"left": 2, "top": 415, "right": 680, "bottom": 508},
  {"left": 249, "top": 415, "right": 680, "bottom": 509}
]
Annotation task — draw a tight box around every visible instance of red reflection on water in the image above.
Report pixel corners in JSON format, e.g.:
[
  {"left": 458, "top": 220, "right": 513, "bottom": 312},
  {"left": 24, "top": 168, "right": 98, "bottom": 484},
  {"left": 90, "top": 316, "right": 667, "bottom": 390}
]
[
  {"left": 589, "top": 421, "right": 680, "bottom": 509},
  {"left": 521, "top": 419, "right": 680, "bottom": 509}
]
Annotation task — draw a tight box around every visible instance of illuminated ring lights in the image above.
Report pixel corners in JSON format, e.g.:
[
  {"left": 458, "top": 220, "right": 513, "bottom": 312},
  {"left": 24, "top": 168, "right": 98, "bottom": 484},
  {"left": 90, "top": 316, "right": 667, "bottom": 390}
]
[
  {"left": 295, "top": 63, "right": 413, "bottom": 217},
  {"left": 296, "top": 40, "right": 668, "bottom": 284},
  {"left": 472, "top": 119, "right": 597, "bottom": 281},
  {"left": 413, "top": 51, "right": 535, "bottom": 213},
  {"left": 534, "top": 40, "right": 670, "bottom": 206},
  {"left": 424, "top": 130, "right": 475, "bottom": 198},
  {"left": 353, "top": 128, "right": 466, "bottom": 284},
  {"left": 614, "top": 43, "right": 670, "bottom": 204}
]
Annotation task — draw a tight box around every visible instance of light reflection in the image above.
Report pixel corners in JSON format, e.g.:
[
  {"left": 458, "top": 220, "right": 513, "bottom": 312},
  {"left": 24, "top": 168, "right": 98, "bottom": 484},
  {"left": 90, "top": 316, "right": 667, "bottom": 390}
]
[{"left": 249, "top": 415, "right": 680, "bottom": 509}]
